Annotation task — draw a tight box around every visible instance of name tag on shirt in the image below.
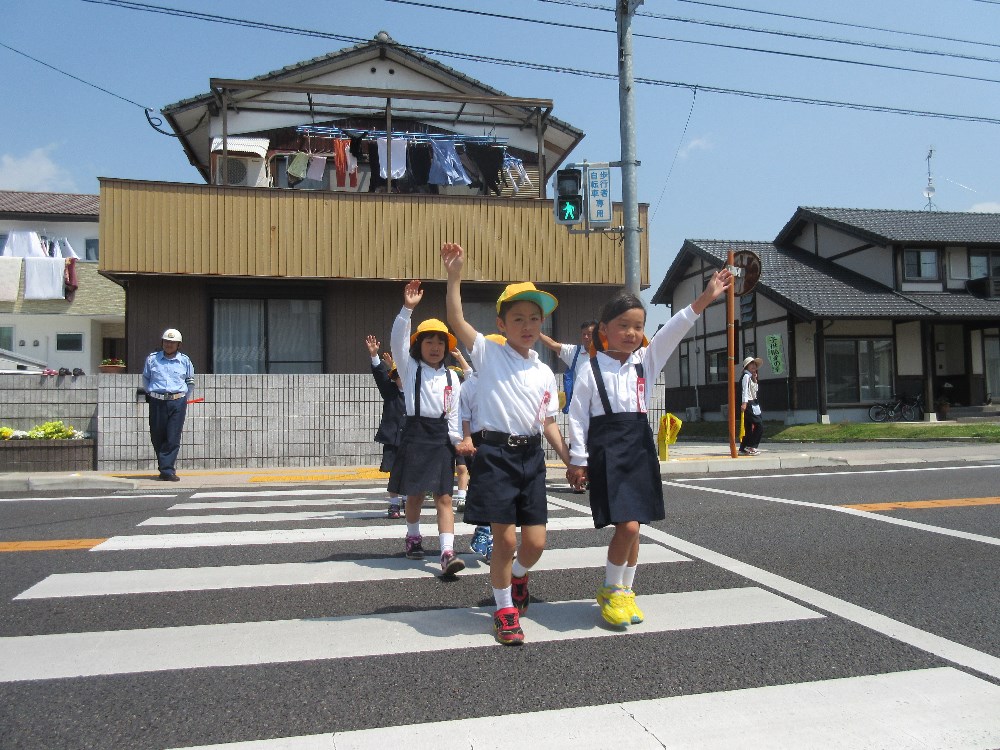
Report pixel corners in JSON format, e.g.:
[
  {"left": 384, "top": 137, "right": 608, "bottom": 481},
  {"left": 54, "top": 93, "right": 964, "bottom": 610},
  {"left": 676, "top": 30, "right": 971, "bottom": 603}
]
[{"left": 637, "top": 377, "right": 647, "bottom": 413}]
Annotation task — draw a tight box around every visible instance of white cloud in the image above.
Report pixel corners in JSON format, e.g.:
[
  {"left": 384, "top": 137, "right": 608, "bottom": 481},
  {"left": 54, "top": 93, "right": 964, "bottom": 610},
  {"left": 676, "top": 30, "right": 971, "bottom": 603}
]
[
  {"left": 0, "top": 145, "right": 78, "bottom": 192},
  {"left": 678, "top": 137, "right": 712, "bottom": 159},
  {"left": 969, "top": 201, "right": 1000, "bottom": 213}
]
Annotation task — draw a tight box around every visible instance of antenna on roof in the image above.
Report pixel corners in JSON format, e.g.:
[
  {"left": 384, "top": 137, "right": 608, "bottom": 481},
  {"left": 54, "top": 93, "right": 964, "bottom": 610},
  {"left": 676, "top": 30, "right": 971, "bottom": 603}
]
[{"left": 923, "top": 147, "right": 937, "bottom": 211}]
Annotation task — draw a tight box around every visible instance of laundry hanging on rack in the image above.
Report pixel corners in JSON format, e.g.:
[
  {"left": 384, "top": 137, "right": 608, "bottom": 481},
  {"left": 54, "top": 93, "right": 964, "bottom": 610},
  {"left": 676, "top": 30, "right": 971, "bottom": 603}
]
[
  {"left": 376, "top": 137, "right": 408, "bottom": 180},
  {"left": 0, "top": 257, "right": 21, "bottom": 302},
  {"left": 306, "top": 155, "right": 327, "bottom": 181},
  {"left": 503, "top": 154, "right": 533, "bottom": 194},
  {"left": 287, "top": 151, "right": 310, "bottom": 182},
  {"left": 64, "top": 257, "right": 78, "bottom": 303},
  {"left": 464, "top": 144, "right": 506, "bottom": 196},
  {"left": 1, "top": 230, "right": 46, "bottom": 258},
  {"left": 23, "top": 257, "right": 66, "bottom": 300},
  {"left": 428, "top": 140, "right": 471, "bottom": 186}
]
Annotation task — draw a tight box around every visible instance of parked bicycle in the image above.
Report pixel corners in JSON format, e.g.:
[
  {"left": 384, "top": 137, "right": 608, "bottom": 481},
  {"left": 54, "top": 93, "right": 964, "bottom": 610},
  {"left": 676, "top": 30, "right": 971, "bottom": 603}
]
[{"left": 869, "top": 393, "right": 924, "bottom": 422}]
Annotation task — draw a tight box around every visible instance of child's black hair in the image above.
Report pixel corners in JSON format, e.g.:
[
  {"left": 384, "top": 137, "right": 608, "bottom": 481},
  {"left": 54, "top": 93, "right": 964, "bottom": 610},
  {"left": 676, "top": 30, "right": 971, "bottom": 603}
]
[
  {"left": 498, "top": 298, "right": 544, "bottom": 320},
  {"left": 598, "top": 293, "right": 646, "bottom": 325},
  {"left": 581, "top": 319, "right": 598, "bottom": 329},
  {"left": 409, "top": 331, "right": 450, "bottom": 362}
]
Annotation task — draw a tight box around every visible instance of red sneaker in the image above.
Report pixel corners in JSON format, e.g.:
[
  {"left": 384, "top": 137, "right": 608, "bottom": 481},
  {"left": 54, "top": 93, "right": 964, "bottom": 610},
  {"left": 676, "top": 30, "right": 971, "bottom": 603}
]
[
  {"left": 493, "top": 606, "right": 524, "bottom": 645},
  {"left": 511, "top": 573, "right": 530, "bottom": 613}
]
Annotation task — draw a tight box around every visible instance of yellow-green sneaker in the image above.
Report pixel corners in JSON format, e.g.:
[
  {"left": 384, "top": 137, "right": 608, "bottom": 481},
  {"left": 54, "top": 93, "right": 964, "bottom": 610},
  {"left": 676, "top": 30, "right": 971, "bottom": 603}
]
[
  {"left": 596, "top": 585, "right": 631, "bottom": 627},
  {"left": 623, "top": 588, "right": 644, "bottom": 624}
]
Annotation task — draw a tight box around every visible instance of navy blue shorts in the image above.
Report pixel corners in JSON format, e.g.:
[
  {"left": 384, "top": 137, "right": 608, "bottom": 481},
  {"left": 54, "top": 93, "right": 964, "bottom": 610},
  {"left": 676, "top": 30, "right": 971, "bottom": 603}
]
[{"left": 463, "top": 441, "right": 547, "bottom": 527}]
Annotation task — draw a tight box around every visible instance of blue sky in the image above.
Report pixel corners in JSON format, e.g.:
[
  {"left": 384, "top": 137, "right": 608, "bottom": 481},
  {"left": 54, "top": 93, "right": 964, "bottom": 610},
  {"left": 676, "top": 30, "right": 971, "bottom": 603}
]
[{"left": 4, "top": 0, "right": 1000, "bottom": 322}]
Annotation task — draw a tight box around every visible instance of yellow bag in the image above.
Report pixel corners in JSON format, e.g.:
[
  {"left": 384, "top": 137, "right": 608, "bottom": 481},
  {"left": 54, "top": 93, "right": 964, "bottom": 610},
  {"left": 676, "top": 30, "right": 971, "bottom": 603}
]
[{"left": 657, "top": 412, "right": 683, "bottom": 460}]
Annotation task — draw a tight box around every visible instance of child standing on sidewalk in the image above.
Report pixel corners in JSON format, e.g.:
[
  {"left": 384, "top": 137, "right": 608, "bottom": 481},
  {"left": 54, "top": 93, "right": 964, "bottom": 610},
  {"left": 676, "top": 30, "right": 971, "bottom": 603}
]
[
  {"left": 365, "top": 335, "right": 407, "bottom": 519},
  {"left": 567, "top": 269, "right": 731, "bottom": 627},
  {"left": 442, "top": 242, "right": 571, "bottom": 645},
  {"left": 389, "top": 280, "right": 465, "bottom": 576}
]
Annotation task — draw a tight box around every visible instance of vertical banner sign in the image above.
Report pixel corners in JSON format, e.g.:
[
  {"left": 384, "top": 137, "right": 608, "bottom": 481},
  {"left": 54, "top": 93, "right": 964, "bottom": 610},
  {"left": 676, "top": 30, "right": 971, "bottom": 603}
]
[
  {"left": 765, "top": 334, "right": 785, "bottom": 375},
  {"left": 586, "top": 163, "right": 612, "bottom": 226}
]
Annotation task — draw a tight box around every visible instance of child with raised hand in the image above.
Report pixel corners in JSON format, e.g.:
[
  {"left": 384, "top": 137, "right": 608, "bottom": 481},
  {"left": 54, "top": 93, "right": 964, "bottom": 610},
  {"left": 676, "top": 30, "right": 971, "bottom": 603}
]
[
  {"left": 450, "top": 347, "right": 473, "bottom": 512},
  {"left": 567, "top": 269, "right": 732, "bottom": 627},
  {"left": 365, "top": 335, "right": 406, "bottom": 519},
  {"left": 442, "top": 242, "right": 571, "bottom": 646},
  {"left": 389, "top": 280, "right": 465, "bottom": 576}
]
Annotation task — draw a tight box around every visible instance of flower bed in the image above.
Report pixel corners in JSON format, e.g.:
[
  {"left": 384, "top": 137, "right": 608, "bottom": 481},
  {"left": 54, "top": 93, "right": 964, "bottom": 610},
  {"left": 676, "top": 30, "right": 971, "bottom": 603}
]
[{"left": 0, "top": 439, "right": 95, "bottom": 472}]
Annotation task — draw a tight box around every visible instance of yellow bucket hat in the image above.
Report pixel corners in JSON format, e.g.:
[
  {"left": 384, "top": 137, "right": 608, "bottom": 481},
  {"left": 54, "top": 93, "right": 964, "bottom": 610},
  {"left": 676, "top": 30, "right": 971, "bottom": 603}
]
[
  {"left": 496, "top": 282, "right": 558, "bottom": 316},
  {"left": 410, "top": 318, "right": 457, "bottom": 350},
  {"left": 484, "top": 333, "right": 507, "bottom": 345}
]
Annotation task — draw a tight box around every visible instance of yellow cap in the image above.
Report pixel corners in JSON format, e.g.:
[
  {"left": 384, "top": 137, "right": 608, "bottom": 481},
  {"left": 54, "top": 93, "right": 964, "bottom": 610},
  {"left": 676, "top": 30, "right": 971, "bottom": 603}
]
[
  {"left": 410, "top": 318, "right": 457, "bottom": 350},
  {"left": 496, "top": 282, "right": 557, "bottom": 316},
  {"left": 484, "top": 333, "right": 507, "bottom": 345}
]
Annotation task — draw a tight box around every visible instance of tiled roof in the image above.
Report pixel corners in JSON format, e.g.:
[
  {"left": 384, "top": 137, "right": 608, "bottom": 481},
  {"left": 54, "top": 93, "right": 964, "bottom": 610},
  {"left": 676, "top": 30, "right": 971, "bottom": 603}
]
[
  {"left": 651, "top": 240, "right": 1000, "bottom": 320},
  {"left": 776, "top": 207, "right": 1000, "bottom": 246},
  {"left": 0, "top": 190, "right": 99, "bottom": 218}
]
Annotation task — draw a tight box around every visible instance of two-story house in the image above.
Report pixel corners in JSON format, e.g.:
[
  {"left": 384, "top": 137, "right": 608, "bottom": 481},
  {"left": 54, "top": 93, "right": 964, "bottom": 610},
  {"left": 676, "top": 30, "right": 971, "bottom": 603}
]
[
  {"left": 653, "top": 207, "right": 1000, "bottom": 423},
  {"left": 99, "top": 32, "right": 648, "bottom": 374},
  {"left": 0, "top": 190, "right": 125, "bottom": 373}
]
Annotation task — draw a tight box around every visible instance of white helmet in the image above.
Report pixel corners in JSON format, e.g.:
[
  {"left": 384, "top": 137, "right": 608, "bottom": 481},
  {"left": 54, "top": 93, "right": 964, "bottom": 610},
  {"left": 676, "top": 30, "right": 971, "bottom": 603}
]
[{"left": 161, "top": 328, "right": 183, "bottom": 342}]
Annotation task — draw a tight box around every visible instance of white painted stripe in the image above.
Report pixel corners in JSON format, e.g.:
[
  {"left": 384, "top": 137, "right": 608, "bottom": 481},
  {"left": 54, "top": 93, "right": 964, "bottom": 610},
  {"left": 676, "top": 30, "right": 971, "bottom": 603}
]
[
  {"left": 171, "top": 497, "right": 392, "bottom": 510},
  {"left": 0, "top": 494, "right": 176, "bottom": 503},
  {"left": 191, "top": 488, "right": 386, "bottom": 499},
  {"left": 666, "top": 481, "right": 1000, "bottom": 547},
  {"left": 0, "top": 587, "right": 821, "bottom": 682},
  {"left": 680, "top": 463, "right": 1000, "bottom": 482},
  {"left": 16, "top": 546, "right": 690, "bottom": 599},
  {"left": 571, "top": 496, "right": 1000, "bottom": 682},
  {"left": 169, "top": 667, "right": 1000, "bottom": 750},
  {"left": 92, "top": 516, "right": 598, "bottom": 551},
  {"left": 140, "top": 508, "right": 446, "bottom": 525}
]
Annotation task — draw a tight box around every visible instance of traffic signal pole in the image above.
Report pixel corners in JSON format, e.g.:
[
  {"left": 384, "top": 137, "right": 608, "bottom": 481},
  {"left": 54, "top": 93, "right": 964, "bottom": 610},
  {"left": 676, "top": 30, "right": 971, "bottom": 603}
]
[{"left": 617, "top": 0, "right": 643, "bottom": 296}]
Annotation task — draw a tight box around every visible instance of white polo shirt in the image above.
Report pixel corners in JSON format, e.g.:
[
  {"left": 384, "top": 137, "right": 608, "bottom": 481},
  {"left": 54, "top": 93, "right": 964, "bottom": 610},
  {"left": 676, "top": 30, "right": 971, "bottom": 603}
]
[
  {"left": 567, "top": 305, "right": 699, "bottom": 465},
  {"left": 470, "top": 333, "right": 559, "bottom": 436}
]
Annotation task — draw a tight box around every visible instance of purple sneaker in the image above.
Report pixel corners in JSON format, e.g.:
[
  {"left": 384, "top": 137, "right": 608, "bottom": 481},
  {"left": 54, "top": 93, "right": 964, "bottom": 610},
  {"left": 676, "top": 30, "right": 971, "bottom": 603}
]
[{"left": 405, "top": 534, "right": 424, "bottom": 559}]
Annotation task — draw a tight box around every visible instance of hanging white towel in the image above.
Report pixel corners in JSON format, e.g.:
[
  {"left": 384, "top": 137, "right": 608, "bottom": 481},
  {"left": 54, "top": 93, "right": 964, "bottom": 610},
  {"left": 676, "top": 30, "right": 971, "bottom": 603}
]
[
  {"left": 1, "top": 230, "right": 46, "bottom": 258},
  {"left": 0, "top": 257, "right": 22, "bottom": 302},
  {"left": 306, "top": 155, "right": 327, "bottom": 181},
  {"left": 55, "top": 238, "right": 80, "bottom": 259},
  {"left": 23, "top": 257, "right": 66, "bottom": 300},
  {"left": 376, "top": 137, "right": 408, "bottom": 179}
]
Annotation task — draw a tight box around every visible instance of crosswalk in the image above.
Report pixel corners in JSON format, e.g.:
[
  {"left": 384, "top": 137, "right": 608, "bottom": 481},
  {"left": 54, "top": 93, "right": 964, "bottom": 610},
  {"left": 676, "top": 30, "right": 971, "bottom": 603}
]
[{"left": 3, "top": 483, "right": 1000, "bottom": 749}]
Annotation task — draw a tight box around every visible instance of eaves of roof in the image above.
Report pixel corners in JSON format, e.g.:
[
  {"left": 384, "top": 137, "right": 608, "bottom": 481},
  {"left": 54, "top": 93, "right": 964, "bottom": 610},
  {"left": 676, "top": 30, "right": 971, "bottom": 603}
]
[{"left": 0, "top": 190, "right": 99, "bottom": 220}]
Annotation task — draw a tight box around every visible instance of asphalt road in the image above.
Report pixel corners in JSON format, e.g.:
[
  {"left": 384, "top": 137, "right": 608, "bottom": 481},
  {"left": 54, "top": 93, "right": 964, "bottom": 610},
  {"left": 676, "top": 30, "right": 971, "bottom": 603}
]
[{"left": 0, "top": 463, "right": 998, "bottom": 749}]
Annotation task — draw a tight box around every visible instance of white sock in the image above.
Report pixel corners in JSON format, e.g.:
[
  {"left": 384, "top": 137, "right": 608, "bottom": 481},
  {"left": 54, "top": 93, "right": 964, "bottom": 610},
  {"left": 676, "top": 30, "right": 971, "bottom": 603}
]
[
  {"left": 623, "top": 564, "right": 637, "bottom": 590},
  {"left": 439, "top": 532, "right": 454, "bottom": 553},
  {"left": 388, "top": 495, "right": 400, "bottom": 506},
  {"left": 604, "top": 560, "right": 627, "bottom": 588},
  {"left": 493, "top": 586, "right": 513, "bottom": 610},
  {"left": 406, "top": 521, "right": 420, "bottom": 537},
  {"left": 511, "top": 558, "right": 530, "bottom": 579}
]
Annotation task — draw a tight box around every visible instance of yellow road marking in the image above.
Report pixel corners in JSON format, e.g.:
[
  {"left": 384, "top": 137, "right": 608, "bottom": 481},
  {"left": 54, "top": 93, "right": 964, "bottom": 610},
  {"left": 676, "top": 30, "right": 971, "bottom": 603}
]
[
  {"left": 844, "top": 497, "right": 1000, "bottom": 512},
  {"left": 0, "top": 538, "right": 107, "bottom": 552},
  {"left": 249, "top": 469, "right": 390, "bottom": 483}
]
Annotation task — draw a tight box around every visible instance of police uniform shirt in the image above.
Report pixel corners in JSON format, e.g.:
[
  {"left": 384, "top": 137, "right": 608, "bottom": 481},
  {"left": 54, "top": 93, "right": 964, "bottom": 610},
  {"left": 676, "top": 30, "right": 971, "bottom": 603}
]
[
  {"left": 567, "top": 305, "right": 698, "bottom": 466},
  {"left": 142, "top": 350, "right": 195, "bottom": 395},
  {"left": 470, "top": 332, "right": 559, "bottom": 437},
  {"left": 390, "top": 307, "right": 462, "bottom": 444}
]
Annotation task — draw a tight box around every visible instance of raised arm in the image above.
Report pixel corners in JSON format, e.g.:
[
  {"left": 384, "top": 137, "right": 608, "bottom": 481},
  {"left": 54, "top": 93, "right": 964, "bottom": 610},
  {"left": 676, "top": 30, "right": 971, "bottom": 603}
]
[
  {"left": 538, "top": 332, "right": 564, "bottom": 354},
  {"left": 691, "top": 268, "right": 733, "bottom": 315},
  {"left": 441, "top": 242, "right": 478, "bottom": 351}
]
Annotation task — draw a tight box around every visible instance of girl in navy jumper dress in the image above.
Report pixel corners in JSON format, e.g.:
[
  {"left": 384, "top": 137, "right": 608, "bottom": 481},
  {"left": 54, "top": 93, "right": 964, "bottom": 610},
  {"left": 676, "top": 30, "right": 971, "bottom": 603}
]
[{"left": 567, "top": 269, "right": 731, "bottom": 627}]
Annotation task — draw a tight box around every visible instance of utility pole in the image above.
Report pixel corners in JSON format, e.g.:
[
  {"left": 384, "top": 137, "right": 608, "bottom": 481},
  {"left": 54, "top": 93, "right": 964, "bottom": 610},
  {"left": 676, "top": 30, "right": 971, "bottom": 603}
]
[{"left": 617, "top": 0, "right": 643, "bottom": 295}]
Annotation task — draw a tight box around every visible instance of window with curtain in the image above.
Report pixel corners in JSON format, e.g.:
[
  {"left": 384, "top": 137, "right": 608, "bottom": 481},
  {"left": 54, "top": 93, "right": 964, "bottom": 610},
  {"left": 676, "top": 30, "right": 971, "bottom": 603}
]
[
  {"left": 825, "top": 338, "right": 894, "bottom": 403},
  {"left": 903, "top": 249, "right": 939, "bottom": 280},
  {"left": 213, "top": 298, "right": 322, "bottom": 374}
]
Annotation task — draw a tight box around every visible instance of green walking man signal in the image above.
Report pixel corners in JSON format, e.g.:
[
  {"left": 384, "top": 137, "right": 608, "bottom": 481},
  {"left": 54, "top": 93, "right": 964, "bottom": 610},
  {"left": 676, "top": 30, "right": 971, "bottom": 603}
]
[{"left": 554, "top": 168, "right": 583, "bottom": 225}]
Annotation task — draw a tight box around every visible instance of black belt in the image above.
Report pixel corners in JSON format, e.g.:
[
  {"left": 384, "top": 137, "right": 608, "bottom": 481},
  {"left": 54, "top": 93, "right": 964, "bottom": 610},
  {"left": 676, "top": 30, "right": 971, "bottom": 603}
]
[
  {"left": 148, "top": 392, "right": 185, "bottom": 401},
  {"left": 478, "top": 429, "right": 541, "bottom": 449}
]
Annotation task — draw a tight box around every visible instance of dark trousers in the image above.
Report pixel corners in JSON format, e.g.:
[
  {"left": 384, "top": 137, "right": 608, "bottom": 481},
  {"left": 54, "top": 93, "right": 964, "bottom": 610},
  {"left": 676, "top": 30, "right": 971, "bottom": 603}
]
[
  {"left": 740, "top": 408, "right": 763, "bottom": 450},
  {"left": 148, "top": 398, "right": 187, "bottom": 476}
]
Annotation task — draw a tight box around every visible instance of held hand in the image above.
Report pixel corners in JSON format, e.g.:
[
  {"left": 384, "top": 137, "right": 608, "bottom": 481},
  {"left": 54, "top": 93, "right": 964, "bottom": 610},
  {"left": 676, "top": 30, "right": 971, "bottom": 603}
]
[
  {"left": 365, "top": 335, "right": 380, "bottom": 357},
  {"left": 403, "top": 279, "right": 423, "bottom": 309},
  {"left": 567, "top": 465, "right": 588, "bottom": 490},
  {"left": 440, "top": 242, "right": 465, "bottom": 276},
  {"left": 455, "top": 437, "right": 476, "bottom": 457}
]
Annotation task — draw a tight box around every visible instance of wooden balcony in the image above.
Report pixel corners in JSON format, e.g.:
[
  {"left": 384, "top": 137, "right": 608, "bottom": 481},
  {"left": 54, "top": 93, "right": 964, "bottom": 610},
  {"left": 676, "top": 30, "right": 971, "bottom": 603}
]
[{"left": 99, "top": 178, "right": 648, "bottom": 285}]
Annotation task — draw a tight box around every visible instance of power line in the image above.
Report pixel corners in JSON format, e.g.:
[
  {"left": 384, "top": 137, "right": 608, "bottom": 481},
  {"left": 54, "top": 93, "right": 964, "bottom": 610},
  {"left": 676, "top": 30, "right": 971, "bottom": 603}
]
[
  {"left": 385, "top": 0, "right": 1000, "bottom": 88},
  {"left": 537, "top": 0, "right": 1000, "bottom": 67},
  {"left": 0, "top": 39, "right": 153, "bottom": 111},
  {"left": 77, "top": 0, "right": 1000, "bottom": 128}
]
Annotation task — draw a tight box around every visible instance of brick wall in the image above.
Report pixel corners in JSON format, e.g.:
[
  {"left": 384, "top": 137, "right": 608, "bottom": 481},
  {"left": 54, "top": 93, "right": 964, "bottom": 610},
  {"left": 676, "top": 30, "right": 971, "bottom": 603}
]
[{"left": 1, "top": 373, "right": 669, "bottom": 471}]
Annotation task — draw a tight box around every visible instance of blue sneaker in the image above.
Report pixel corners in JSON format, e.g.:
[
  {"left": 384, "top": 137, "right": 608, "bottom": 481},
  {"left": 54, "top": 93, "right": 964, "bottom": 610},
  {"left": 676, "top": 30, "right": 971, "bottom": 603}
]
[{"left": 470, "top": 525, "right": 491, "bottom": 557}]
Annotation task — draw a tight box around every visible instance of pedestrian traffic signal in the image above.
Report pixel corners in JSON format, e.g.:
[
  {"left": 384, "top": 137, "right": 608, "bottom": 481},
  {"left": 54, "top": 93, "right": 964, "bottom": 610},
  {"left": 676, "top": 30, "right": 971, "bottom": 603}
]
[{"left": 554, "top": 168, "right": 583, "bottom": 225}]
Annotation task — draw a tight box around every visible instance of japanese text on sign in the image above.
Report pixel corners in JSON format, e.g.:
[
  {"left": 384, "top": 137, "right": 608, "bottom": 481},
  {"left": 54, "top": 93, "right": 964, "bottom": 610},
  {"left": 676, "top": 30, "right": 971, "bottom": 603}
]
[
  {"left": 586, "top": 163, "right": 612, "bottom": 226},
  {"left": 765, "top": 334, "right": 785, "bottom": 375}
]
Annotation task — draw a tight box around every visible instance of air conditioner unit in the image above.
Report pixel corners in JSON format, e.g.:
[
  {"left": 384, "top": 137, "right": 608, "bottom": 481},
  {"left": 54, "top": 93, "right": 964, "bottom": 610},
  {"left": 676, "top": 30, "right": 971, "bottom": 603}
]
[{"left": 214, "top": 156, "right": 267, "bottom": 187}]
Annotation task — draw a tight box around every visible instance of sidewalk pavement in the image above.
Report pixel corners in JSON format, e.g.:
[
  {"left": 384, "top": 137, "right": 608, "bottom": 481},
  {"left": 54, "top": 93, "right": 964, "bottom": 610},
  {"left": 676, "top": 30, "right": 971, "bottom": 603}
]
[{"left": 3, "top": 439, "right": 1000, "bottom": 493}]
